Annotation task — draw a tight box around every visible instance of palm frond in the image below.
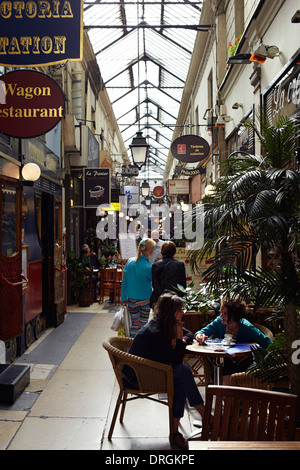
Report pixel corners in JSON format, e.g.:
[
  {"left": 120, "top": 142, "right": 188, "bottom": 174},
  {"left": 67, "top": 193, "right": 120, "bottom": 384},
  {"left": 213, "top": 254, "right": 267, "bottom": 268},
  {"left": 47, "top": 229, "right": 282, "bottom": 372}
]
[{"left": 247, "top": 347, "right": 288, "bottom": 383}]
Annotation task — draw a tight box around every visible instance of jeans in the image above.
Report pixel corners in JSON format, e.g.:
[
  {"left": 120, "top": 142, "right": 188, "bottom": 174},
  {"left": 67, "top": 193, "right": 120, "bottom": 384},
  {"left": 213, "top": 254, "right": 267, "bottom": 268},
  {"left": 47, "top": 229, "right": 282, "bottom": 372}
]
[{"left": 172, "top": 363, "right": 204, "bottom": 418}]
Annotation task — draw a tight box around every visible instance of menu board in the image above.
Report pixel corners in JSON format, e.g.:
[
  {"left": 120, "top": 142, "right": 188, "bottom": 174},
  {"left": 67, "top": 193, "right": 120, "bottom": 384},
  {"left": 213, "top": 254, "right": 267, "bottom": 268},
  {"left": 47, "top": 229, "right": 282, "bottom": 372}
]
[{"left": 119, "top": 233, "right": 137, "bottom": 260}]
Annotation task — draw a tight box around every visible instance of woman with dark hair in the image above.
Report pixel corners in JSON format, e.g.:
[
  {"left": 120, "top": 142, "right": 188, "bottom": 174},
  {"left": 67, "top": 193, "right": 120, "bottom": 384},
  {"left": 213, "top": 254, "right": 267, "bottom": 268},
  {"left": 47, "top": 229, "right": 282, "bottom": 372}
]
[
  {"left": 195, "top": 297, "right": 272, "bottom": 384},
  {"left": 150, "top": 240, "right": 186, "bottom": 307},
  {"left": 123, "top": 292, "right": 206, "bottom": 450}
]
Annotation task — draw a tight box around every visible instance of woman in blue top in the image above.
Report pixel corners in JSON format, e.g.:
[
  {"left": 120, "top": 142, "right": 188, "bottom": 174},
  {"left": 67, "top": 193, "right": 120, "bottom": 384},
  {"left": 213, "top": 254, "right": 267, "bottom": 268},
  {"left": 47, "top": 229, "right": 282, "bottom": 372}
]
[
  {"left": 121, "top": 238, "right": 155, "bottom": 337},
  {"left": 195, "top": 297, "right": 272, "bottom": 384}
]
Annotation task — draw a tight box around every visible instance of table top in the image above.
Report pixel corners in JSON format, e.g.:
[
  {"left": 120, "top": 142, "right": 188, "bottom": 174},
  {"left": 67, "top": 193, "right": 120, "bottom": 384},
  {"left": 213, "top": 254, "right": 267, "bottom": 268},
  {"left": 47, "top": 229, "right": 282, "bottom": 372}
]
[
  {"left": 189, "top": 441, "right": 300, "bottom": 450},
  {"left": 186, "top": 339, "right": 255, "bottom": 358}
]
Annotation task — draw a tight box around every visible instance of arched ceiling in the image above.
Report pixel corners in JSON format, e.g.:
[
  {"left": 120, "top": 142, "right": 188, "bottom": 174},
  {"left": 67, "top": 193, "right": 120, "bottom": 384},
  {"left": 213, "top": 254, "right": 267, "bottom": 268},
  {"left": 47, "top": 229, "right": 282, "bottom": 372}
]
[{"left": 84, "top": 0, "right": 207, "bottom": 178}]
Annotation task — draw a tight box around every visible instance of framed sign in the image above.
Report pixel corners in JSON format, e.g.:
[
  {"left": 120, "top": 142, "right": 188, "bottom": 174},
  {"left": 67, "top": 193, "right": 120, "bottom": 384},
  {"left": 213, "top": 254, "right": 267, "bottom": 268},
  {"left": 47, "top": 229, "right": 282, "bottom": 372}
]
[
  {"left": 84, "top": 168, "right": 110, "bottom": 208},
  {"left": 168, "top": 179, "right": 190, "bottom": 195}
]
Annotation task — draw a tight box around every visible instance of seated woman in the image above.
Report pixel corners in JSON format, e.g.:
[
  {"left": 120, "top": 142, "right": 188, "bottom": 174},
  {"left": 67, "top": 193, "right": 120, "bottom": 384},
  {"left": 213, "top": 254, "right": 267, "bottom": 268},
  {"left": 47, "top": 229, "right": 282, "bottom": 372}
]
[
  {"left": 195, "top": 297, "right": 272, "bottom": 385},
  {"left": 123, "top": 292, "right": 206, "bottom": 450}
]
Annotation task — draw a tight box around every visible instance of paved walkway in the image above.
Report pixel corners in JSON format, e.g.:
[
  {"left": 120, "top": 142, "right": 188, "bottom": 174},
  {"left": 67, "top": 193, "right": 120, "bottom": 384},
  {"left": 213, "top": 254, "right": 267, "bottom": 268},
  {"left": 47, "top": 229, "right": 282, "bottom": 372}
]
[{"left": 0, "top": 302, "right": 203, "bottom": 450}]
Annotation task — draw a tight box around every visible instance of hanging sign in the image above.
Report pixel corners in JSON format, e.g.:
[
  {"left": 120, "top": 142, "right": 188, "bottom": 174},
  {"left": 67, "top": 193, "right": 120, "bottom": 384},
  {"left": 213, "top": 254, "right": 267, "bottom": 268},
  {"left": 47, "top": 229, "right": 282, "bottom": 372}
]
[
  {"left": 84, "top": 168, "right": 111, "bottom": 208},
  {"left": 171, "top": 135, "right": 210, "bottom": 163},
  {"left": 168, "top": 179, "right": 190, "bottom": 195},
  {"left": 0, "top": 0, "right": 83, "bottom": 67},
  {"left": 174, "top": 166, "right": 206, "bottom": 176},
  {"left": 0, "top": 70, "right": 65, "bottom": 138},
  {"left": 152, "top": 185, "right": 165, "bottom": 199}
]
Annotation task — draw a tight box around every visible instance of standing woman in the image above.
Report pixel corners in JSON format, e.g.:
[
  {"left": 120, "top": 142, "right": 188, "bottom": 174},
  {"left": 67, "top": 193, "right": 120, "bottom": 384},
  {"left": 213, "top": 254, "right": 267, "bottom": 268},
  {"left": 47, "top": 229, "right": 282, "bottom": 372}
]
[{"left": 121, "top": 238, "right": 155, "bottom": 337}]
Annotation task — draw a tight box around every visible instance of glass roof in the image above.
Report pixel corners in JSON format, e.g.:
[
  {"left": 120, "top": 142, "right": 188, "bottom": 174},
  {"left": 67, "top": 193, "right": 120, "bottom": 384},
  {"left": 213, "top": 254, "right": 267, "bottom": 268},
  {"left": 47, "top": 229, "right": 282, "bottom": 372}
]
[{"left": 84, "top": 0, "right": 204, "bottom": 177}]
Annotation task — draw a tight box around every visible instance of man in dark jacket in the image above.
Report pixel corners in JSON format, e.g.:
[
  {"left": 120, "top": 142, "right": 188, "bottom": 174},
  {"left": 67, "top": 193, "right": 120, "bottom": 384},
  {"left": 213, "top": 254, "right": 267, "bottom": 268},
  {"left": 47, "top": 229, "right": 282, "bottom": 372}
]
[{"left": 150, "top": 241, "right": 186, "bottom": 307}]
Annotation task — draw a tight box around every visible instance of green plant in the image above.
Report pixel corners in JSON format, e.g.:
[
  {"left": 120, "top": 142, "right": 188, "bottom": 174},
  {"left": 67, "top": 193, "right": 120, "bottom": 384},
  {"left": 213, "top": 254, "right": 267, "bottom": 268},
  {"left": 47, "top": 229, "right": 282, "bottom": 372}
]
[
  {"left": 228, "top": 35, "right": 241, "bottom": 56},
  {"left": 67, "top": 251, "right": 90, "bottom": 291},
  {"left": 177, "top": 281, "right": 220, "bottom": 313},
  {"left": 188, "top": 115, "right": 300, "bottom": 405},
  {"left": 247, "top": 333, "right": 289, "bottom": 384}
]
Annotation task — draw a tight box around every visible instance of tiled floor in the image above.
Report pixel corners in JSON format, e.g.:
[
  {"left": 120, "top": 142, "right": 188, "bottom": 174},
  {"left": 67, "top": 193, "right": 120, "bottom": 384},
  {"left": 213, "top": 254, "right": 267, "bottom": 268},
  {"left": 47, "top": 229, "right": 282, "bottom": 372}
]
[{"left": 0, "top": 302, "right": 204, "bottom": 450}]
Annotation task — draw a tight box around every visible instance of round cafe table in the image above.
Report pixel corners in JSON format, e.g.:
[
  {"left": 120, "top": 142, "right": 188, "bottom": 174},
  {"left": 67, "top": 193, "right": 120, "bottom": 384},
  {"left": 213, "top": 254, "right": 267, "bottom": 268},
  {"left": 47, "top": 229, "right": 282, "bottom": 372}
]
[{"left": 186, "top": 339, "right": 255, "bottom": 386}]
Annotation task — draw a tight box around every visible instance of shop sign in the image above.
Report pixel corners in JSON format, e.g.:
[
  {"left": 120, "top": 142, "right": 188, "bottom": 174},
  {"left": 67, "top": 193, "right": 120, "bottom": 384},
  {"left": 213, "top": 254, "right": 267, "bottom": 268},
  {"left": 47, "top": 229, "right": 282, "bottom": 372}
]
[
  {"left": 84, "top": 168, "right": 111, "bottom": 208},
  {"left": 171, "top": 135, "right": 210, "bottom": 163},
  {"left": 174, "top": 166, "right": 206, "bottom": 176},
  {"left": 0, "top": 0, "right": 83, "bottom": 67},
  {"left": 121, "top": 164, "right": 139, "bottom": 177},
  {"left": 123, "top": 185, "right": 139, "bottom": 204},
  {"left": 168, "top": 179, "right": 190, "bottom": 195},
  {"left": 0, "top": 70, "right": 65, "bottom": 138},
  {"left": 265, "top": 56, "right": 300, "bottom": 123},
  {"left": 152, "top": 185, "right": 165, "bottom": 199}
]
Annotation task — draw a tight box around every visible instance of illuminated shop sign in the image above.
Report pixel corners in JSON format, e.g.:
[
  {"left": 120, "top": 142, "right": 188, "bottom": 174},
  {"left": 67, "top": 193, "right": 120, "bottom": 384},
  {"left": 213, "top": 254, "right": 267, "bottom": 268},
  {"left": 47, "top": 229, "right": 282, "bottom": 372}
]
[
  {"left": 0, "top": 0, "right": 83, "bottom": 67},
  {"left": 0, "top": 69, "right": 65, "bottom": 137}
]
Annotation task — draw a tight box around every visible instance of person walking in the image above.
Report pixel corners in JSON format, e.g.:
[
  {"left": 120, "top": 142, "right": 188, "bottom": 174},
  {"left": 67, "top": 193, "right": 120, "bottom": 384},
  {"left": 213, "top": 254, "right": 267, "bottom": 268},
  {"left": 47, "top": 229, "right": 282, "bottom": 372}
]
[
  {"left": 150, "top": 241, "right": 186, "bottom": 307},
  {"left": 149, "top": 230, "right": 164, "bottom": 263},
  {"left": 121, "top": 238, "right": 155, "bottom": 337}
]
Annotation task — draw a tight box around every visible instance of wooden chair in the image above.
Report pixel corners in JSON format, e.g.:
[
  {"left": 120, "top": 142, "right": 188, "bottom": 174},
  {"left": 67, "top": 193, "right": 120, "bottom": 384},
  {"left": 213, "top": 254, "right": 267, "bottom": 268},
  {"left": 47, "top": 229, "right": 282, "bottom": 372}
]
[
  {"left": 115, "top": 269, "right": 123, "bottom": 303},
  {"left": 99, "top": 268, "right": 117, "bottom": 304},
  {"left": 102, "top": 336, "right": 174, "bottom": 444},
  {"left": 201, "top": 385, "right": 297, "bottom": 441}
]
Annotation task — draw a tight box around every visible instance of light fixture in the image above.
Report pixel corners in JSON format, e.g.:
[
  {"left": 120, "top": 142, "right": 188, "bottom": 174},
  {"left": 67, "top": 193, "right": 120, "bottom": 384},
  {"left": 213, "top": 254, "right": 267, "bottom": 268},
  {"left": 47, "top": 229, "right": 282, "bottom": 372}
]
[
  {"left": 141, "top": 180, "right": 150, "bottom": 197},
  {"left": 205, "top": 184, "right": 216, "bottom": 197},
  {"left": 129, "top": 131, "right": 150, "bottom": 169},
  {"left": 232, "top": 102, "right": 243, "bottom": 109},
  {"left": 250, "top": 44, "right": 280, "bottom": 63},
  {"left": 227, "top": 53, "right": 252, "bottom": 65},
  {"left": 227, "top": 45, "right": 280, "bottom": 65},
  {"left": 215, "top": 115, "right": 233, "bottom": 127},
  {"left": 145, "top": 195, "right": 152, "bottom": 207},
  {"left": 291, "top": 10, "right": 300, "bottom": 23},
  {"left": 21, "top": 162, "right": 41, "bottom": 182}
]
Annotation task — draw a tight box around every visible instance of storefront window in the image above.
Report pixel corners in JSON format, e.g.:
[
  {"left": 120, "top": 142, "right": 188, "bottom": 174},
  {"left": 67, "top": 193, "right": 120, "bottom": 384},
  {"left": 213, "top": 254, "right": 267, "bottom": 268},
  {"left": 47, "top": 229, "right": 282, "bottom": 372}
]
[
  {"left": 1, "top": 185, "right": 18, "bottom": 257},
  {"left": 265, "top": 54, "right": 300, "bottom": 124}
]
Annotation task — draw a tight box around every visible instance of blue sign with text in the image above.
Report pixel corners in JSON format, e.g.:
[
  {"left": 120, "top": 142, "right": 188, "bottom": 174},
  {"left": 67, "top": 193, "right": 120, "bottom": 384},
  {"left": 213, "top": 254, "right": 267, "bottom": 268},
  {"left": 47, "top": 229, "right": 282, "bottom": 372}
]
[{"left": 0, "top": 0, "right": 83, "bottom": 67}]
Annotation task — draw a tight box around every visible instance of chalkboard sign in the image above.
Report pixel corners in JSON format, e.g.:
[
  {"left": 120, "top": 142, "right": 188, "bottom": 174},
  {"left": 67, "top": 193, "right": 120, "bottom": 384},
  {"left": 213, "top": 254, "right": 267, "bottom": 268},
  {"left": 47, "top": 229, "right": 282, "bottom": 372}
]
[{"left": 119, "top": 233, "right": 137, "bottom": 260}]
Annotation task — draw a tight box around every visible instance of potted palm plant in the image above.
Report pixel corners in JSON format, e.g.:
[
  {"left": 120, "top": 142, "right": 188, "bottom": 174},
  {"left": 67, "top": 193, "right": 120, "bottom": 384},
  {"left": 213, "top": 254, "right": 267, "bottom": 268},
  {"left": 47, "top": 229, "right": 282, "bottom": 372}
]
[
  {"left": 189, "top": 115, "right": 300, "bottom": 419},
  {"left": 67, "top": 252, "right": 91, "bottom": 307}
]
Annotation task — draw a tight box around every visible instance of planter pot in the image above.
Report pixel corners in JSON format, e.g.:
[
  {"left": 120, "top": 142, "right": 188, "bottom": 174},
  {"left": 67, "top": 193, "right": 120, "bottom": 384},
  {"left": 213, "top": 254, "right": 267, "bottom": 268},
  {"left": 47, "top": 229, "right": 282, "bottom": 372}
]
[{"left": 78, "top": 287, "right": 91, "bottom": 307}]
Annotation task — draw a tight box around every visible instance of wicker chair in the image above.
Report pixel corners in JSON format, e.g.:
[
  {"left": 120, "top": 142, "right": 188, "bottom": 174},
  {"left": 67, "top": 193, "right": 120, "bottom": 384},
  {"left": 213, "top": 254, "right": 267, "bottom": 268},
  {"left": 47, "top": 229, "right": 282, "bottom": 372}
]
[
  {"left": 201, "top": 385, "right": 297, "bottom": 441},
  {"left": 230, "top": 323, "right": 277, "bottom": 389},
  {"left": 103, "top": 336, "right": 175, "bottom": 444}
]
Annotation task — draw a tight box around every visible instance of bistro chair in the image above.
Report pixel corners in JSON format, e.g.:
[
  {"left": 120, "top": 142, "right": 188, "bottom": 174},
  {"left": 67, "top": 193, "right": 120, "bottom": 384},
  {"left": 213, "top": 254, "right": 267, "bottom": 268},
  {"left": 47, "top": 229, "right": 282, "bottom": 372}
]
[
  {"left": 99, "top": 268, "right": 117, "bottom": 304},
  {"left": 201, "top": 385, "right": 297, "bottom": 441},
  {"left": 115, "top": 268, "right": 123, "bottom": 303},
  {"left": 102, "top": 336, "right": 174, "bottom": 444}
]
